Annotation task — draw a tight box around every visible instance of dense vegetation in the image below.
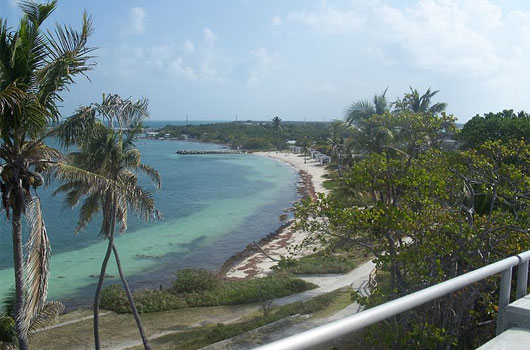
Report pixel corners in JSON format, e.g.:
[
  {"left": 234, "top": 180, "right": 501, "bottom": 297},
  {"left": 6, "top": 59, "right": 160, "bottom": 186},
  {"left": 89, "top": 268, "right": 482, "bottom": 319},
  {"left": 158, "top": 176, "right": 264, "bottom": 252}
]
[
  {"left": 297, "top": 88, "right": 530, "bottom": 349},
  {"left": 459, "top": 109, "right": 530, "bottom": 148},
  {"left": 272, "top": 252, "right": 358, "bottom": 275},
  {"left": 157, "top": 121, "right": 332, "bottom": 150},
  {"left": 100, "top": 269, "right": 316, "bottom": 314}
]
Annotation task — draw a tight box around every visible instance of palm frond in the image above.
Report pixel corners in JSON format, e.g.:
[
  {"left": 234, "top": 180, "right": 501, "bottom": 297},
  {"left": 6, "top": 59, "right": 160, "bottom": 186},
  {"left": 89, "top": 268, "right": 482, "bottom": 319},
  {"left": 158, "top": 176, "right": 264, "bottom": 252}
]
[
  {"left": 345, "top": 100, "right": 375, "bottom": 126},
  {"left": 22, "top": 196, "right": 50, "bottom": 333},
  {"left": 19, "top": 1, "right": 57, "bottom": 27},
  {"left": 52, "top": 106, "right": 102, "bottom": 147},
  {"left": 138, "top": 163, "right": 161, "bottom": 189},
  {"left": 21, "top": 141, "right": 61, "bottom": 163},
  {"left": 124, "top": 148, "right": 141, "bottom": 168},
  {"left": 51, "top": 162, "right": 110, "bottom": 195},
  {"left": 0, "top": 81, "right": 26, "bottom": 116},
  {"left": 40, "top": 10, "right": 95, "bottom": 95},
  {"left": 96, "top": 94, "right": 149, "bottom": 128},
  {"left": 76, "top": 192, "right": 101, "bottom": 233},
  {"left": 121, "top": 182, "right": 159, "bottom": 221},
  {"left": 28, "top": 300, "right": 64, "bottom": 333}
]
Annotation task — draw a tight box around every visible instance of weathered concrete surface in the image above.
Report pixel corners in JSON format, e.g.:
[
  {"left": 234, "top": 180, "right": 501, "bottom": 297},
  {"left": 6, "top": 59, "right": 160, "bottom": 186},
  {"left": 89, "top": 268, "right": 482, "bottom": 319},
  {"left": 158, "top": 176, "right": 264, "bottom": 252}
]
[
  {"left": 504, "top": 294, "right": 530, "bottom": 329},
  {"left": 476, "top": 327, "right": 530, "bottom": 350}
]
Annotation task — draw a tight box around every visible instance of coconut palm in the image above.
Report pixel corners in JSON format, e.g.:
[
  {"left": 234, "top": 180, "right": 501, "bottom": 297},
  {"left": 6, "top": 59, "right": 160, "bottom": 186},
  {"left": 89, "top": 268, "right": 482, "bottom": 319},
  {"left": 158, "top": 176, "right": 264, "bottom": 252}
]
[
  {"left": 0, "top": 2, "right": 94, "bottom": 348},
  {"left": 272, "top": 116, "right": 282, "bottom": 150},
  {"left": 54, "top": 96, "right": 160, "bottom": 350},
  {"left": 345, "top": 87, "right": 389, "bottom": 128},
  {"left": 392, "top": 87, "right": 447, "bottom": 115},
  {"left": 344, "top": 89, "right": 396, "bottom": 155}
]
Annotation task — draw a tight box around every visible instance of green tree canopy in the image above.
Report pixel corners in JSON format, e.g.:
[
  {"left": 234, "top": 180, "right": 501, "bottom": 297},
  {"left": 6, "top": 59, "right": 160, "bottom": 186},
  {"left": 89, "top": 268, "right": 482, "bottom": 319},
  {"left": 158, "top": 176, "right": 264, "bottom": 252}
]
[{"left": 459, "top": 109, "right": 530, "bottom": 148}]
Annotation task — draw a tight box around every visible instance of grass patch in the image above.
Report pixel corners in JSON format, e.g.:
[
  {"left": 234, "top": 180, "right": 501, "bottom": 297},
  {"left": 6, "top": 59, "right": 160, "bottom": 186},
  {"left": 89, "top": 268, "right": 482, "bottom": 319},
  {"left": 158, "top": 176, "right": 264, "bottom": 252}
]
[
  {"left": 101, "top": 271, "right": 316, "bottom": 314},
  {"left": 134, "top": 290, "right": 345, "bottom": 350},
  {"left": 323, "top": 178, "right": 341, "bottom": 191},
  {"left": 273, "top": 253, "right": 357, "bottom": 275}
]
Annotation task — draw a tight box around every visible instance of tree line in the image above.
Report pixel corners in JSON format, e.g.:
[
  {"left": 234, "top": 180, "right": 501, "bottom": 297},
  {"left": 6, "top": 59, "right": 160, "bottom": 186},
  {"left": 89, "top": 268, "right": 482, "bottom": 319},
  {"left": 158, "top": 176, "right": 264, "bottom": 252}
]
[
  {"left": 297, "top": 89, "right": 530, "bottom": 348},
  {"left": 157, "top": 120, "right": 332, "bottom": 151}
]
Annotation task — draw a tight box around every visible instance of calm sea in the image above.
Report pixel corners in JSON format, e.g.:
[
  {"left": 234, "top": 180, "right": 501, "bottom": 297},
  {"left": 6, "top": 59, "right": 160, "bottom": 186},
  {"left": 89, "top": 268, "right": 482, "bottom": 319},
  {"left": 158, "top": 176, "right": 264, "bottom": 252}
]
[{"left": 0, "top": 139, "right": 299, "bottom": 309}]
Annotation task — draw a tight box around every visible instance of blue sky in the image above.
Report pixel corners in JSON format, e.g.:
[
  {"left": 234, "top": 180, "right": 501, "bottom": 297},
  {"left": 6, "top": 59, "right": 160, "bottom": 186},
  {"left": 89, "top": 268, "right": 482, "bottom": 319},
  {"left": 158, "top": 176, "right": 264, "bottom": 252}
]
[{"left": 3, "top": 0, "right": 530, "bottom": 122}]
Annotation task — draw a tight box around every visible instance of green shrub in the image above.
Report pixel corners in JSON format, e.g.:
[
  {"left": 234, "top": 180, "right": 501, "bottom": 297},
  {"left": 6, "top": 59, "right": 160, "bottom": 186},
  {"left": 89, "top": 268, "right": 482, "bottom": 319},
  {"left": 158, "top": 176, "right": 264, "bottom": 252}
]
[
  {"left": 101, "top": 272, "right": 316, "bottom": 313},
  {"left": 273, "top": 254, "right": 356, "bottom": 275},
  {"left": 194, "top": 273, "right": 315, "bottom": 306},
  {"left": 0, "top": 315, "right": 16, "bottom": 344},
  {"left": 101, "top": 285, "right": 187, "bottom": 314},
  {"left": 173, "top": 268, "right": 220, "bottom": 294}
]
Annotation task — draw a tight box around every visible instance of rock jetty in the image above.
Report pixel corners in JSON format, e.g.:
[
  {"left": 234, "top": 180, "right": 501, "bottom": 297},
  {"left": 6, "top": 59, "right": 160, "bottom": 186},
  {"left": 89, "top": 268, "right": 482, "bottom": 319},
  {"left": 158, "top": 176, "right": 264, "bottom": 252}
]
[{"left": 176, "top": 149, "right": 244, "bottom": 155}]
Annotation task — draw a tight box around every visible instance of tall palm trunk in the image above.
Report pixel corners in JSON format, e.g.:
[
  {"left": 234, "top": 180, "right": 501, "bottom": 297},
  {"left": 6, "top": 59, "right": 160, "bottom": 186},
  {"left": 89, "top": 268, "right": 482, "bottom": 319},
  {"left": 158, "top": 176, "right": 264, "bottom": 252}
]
[
  {"left": 93, "top": 199, "right": 117, "bottom": 350},
  {"left": 112, "top": 244, "right": 152, "bottom": 350},
  {"left": 11, "top": 194, "right": 30, "bottom": 350}
]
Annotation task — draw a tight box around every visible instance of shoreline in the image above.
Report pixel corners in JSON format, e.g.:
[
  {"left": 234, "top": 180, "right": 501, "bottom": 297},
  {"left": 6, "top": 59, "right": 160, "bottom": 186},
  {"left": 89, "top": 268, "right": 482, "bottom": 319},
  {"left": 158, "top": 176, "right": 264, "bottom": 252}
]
[
  {"left": 42, "top": 149, "right": 329, "bottom": 312},
  {"left": 220, "top": 151, "right": 329, "bottom": 279}
]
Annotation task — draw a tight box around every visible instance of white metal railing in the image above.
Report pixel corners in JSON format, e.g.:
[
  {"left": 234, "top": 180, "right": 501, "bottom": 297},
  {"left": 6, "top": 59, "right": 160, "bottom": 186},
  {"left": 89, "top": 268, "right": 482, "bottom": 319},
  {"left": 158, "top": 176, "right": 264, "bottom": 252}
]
[{"left": 253, "top": 250, "right": 530, "bottom": 350}]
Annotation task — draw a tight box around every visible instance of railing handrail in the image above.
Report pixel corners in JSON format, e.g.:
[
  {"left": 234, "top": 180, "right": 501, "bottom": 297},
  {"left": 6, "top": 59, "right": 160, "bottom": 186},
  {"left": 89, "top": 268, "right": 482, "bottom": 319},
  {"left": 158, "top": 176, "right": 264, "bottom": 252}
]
[{"left": 253, "top": 250, "right": 530, "bottom": 350}]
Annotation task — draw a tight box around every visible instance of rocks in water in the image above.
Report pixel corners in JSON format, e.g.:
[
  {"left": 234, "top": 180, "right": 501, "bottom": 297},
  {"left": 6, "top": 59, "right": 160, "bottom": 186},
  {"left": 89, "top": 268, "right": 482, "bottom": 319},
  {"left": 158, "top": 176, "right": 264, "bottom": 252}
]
[
  {"left": 176, "top": 149, "right": 244, "bottom": 155},
  {"left": 88, "top": 274, "right": 115, "bottom": 278}
]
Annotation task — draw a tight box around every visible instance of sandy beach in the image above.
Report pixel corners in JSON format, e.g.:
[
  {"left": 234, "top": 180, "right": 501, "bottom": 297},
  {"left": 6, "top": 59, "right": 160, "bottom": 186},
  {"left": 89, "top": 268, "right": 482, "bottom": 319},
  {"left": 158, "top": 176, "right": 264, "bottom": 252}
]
[{"left": 224, "top": 151, "right": 329, "bottom": 279}]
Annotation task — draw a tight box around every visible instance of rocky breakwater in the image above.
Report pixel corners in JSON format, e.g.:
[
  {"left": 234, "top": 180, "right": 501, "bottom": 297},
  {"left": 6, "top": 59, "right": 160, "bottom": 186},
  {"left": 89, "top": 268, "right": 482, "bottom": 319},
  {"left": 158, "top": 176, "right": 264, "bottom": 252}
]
[{"left": 176, "top": 149, "right": 244, "bottom": 155}]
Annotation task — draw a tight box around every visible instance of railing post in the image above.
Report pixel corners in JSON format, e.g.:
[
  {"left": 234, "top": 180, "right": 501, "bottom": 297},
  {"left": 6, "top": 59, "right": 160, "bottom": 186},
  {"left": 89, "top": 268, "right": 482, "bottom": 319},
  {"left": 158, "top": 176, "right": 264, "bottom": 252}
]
[
  {"left": 516, "top": 260, "right": 529, "bottom": 300},
  {"left": 496, "top": 267, "right": 513, "bottom": 335}
]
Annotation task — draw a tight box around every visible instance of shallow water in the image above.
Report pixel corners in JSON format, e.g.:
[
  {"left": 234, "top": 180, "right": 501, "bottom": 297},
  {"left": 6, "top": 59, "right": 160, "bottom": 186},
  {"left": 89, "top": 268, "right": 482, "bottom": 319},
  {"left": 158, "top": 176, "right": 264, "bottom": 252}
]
[{"left": 0, "top": 140, "right": 299, "bottom": 309}]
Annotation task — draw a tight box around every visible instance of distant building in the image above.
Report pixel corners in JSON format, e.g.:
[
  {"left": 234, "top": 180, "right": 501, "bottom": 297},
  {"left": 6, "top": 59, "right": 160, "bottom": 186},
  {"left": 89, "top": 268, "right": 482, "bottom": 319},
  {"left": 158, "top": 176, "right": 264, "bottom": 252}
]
[
  {"left": 289, "top": 145, "right": 303, "bottom": 153},
  {"left": 319, "top": 155, "right": 332, "bottom": 165}
]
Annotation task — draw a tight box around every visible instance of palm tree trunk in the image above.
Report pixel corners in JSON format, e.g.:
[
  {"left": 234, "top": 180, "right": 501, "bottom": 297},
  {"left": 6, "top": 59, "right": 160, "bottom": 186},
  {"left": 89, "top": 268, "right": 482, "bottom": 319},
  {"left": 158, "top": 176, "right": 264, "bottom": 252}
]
[
  {"left": 93, "top": 236, "right": 113, "bottom": 350},
  {"left": 93, "top": 200, "right": 117, "bottom": 350},
  {"left": 12, "top": 202, "right": 29, "bottom": 350},
  {"left": 112, "top": 243, "right": 152, "bottom": 350}
]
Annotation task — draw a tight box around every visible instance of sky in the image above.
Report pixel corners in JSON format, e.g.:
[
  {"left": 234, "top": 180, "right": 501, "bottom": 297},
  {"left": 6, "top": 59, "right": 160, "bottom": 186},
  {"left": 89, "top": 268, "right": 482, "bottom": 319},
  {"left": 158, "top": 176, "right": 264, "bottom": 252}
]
[{"left": 2, "top": 0, "right": 530, "bottom": 122}]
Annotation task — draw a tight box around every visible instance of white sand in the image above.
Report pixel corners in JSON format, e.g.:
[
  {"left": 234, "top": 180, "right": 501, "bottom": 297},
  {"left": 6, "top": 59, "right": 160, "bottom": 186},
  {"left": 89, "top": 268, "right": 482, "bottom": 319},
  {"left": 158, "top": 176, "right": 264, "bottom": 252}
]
[
  {"left": 225, "top": 151, "right": 329, "bottom": 279},
  {"left": 255, "top": 151, "right": 329, "bottom": 195}
]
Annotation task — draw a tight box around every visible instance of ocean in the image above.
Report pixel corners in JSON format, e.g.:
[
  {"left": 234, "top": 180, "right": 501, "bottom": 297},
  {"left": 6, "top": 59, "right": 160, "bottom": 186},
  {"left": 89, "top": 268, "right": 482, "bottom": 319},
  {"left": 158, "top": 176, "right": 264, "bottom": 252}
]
[{"left": 0, "top": 139, "right": 299, "bottom": 309}]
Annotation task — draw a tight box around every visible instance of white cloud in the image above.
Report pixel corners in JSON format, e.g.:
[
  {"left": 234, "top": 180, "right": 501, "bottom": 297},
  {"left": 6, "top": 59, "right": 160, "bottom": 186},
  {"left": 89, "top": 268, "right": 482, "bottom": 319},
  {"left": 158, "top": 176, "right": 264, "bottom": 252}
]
[
  {"left": 170, "top": 57, "right": 197, "bottom": 80},
  {"left": 127, "top": 7, "right": 147, "bottom": 34},
  {"left": 287, "top": 1, "right": 530, "bottom": 79},
  {"left": 182, "top": 40, "right": 195, "bottom": 54},
  {"left": 271, "top": 16, "right": 283, "bottom": 27},
  {"left": 247, "top": 48, "right": 284, "bottom": 87},
  {"left": 288, "top": 8, "right": 364, "bottom": 34},
  {"left": 203, "top": 27, "right": 218, "bottom": 48}
]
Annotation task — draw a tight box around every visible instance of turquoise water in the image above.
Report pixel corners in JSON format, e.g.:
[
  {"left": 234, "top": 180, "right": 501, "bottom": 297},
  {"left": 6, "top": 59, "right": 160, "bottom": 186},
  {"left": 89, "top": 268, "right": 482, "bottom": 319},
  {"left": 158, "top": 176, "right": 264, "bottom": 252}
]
[{"left": 0, "top": 140, "right": 299, "bottom": 308}]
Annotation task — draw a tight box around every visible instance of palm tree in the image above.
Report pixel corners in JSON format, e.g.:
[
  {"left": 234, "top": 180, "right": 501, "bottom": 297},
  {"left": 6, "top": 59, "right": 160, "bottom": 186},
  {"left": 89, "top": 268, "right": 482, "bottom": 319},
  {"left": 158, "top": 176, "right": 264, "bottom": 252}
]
[
  {"left": 0, "top": 2, "right": 94, "bottom": 349},
  {"left": 345, "top": 87, "right": 389, "bottom": 128},
  {"left": 300, "top": 137, "right": 312, "bottom": 164},
  {"left": 344, "top": 89, "right": 395, "bottom": 155},
  {"left": 55, "top": 95, "right": 160, "bottom": 350},
  {"left": 392, "top": 87, "right": 447, "bottom": 114},
  {"left": 272, "top": 116, "right": 282, "bottom": 150}
]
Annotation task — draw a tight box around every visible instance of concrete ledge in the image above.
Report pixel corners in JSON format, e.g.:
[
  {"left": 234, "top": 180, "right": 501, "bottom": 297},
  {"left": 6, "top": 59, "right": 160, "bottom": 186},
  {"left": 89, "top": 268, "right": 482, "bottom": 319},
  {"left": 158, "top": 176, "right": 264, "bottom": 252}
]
[
  {"left": 504, "top": 295, "right": 530, "bottom": 328},
  {"left": 477, "top": 327, "right": 530, "bottom": 349}
]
